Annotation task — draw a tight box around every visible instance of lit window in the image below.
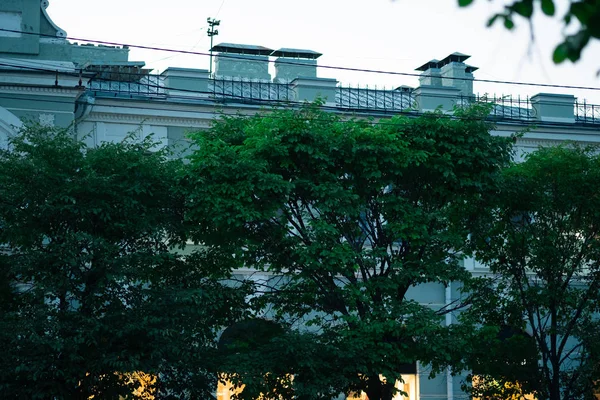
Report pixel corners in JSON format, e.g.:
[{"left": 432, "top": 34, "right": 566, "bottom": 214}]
[
  {"left": 216, "top": 375, "right": 292, "bottom": 400},
  {"left": 471, "top": 375, "right": 535, "bottom": 400},
  {"left": 347, "top": 374, "right": 417, "bottom": 400},
  {"left": 216, "top": 379, "right": 243, "bottom": 400}
]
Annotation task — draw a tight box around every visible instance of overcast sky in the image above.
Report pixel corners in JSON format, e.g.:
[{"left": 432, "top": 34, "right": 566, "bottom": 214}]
[{"left": 46, "top": 0, "right": 600, "bottom": 103}]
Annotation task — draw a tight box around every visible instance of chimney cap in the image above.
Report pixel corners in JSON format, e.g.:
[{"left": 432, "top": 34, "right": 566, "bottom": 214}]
[
  {"left": 395, "top": 85, "right": 413, "bottom": 92},
  {"left": 211, "top": 43, "right": 274, "bottom": 56},
  {"left": 439, "top": 52, "right": 471, "bottom": 66},
  {"left": 271, "top": 48, "right": 322, "bottom": 59},
  {"left": 415, "top": 59, "right": 440, "bottom": 71},
  {"left": 465, "top": 64, "right": 479, "bottom": 73}
]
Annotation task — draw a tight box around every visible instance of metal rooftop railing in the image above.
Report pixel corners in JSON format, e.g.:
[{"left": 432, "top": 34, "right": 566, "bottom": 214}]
[
  {"left": 575, "top": 100, "right": 600, "bottom": 124},
  {"left": 457, "top": 94, "right": 536, "bottom": 121},
  {"left": 209, "top": 76, "right": 294, "bottom": 103},
  {"left": 88, "top": 73, "right": 166, "bottom": 98},
  {"left": 85, "top": 72, "right": 600, "bottom": 125},
  {"left": 336, "top": 84, "right": 415, "bottom": 111}
]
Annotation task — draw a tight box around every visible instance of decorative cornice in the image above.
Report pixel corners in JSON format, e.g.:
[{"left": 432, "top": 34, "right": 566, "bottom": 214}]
[
  {"left": 0, "top": 85, "right": 83, "bottom": 98},
  {"left": 85, "top": 112, "right": 211, "bottom": 128},
  {"left": 517, "top": 138, "right": 563, "bottom": 147},
  {"left": 495, "top": 121, "right": 600, "bottom": 135},
  {"left": 517, "top": 137, "right": 600, "bottom": 147}
]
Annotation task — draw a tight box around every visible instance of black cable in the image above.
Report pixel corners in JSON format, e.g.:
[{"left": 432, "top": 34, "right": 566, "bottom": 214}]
[
  {"left": 0, "top": 61, "right": 593, "bottom": 114},
  {"left": 1, "top": 60, "right": 597, "bottom": 126},
  {"left": 1, "top": 28, "right": 600, "bottom": 93}
]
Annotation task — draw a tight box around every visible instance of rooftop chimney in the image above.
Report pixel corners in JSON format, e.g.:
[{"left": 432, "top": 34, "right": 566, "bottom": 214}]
[
  {"left": 211, "top": 43, "right": 273, "bottom": 81},
  {"left": 416, "top": 59, "right": 442, "bottom": 87},
  {"left": 416, "top": 53, "right": 478, "bottom": 97},
  {"left": 439, "top": 52, "right": 477, "bottom": 96},
  {"left": 272, "top": 48, "right": 322, "bottom": 83}
]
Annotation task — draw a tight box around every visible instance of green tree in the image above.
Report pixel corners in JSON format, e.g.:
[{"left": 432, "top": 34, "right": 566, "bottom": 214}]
[
  {"left": 457, "top": 0, "right": 600, "bottom": 63},
  {"left": 464, "top": 145, "right": 600, "bottom": 400},
  {"left": 216, "top": 318, "right": 358, "bottom": 400},
  {"left": 184, "top": 103, "right": 514, "bottom": 400},
  {"left": 0, "top": 126, "right": 248, "bottom": 399}
]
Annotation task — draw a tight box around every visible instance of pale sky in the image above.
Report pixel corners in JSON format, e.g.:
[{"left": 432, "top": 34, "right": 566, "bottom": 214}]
[{"left": 46, "top": 0, "right": 600, "bottom": 103}]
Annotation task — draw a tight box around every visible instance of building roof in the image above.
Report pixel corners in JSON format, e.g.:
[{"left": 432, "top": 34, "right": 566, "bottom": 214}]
[
  {"left": 439, "top": 52, "right": 471, "bottom": 65},
  {"left": 210, "top": 43, "right": 274, "bottom": 56},
  {"left": 82, "top": 61, "right": 146, "bottom": 68},
  {"left": 395, "top": 85, "right": 414, "bottom": 92},
  {"left": 465, "top": 64, "right": 479, "bottom": 73},
  {"left": 415, "top": 59, "right": 441, "bottom": 71},
  {"left": 271, "top": 48, "right": 322, "bottom": 59},
  {"left": 416, "top": 53, "right": 474, "bottom": 71}
]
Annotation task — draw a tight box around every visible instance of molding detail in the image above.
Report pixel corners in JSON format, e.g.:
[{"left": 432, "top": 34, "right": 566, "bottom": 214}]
[
  {"left": 39, "top": 113, "right": 55, "bottom": 127},
  {"left": 517, "top": 138, "right": 562, "bottom": 147},
  {"left": 517, "top": 138, "right": 600, "bottom": 147},
  {"left": 0, "top": 85, "right": 82, "bottom": 97},
  {"left": 40, "top": 1, "right": 67, "bottom": 38},
  {"left": 86, "top": 112, "right": 211, "bottom": 128}
]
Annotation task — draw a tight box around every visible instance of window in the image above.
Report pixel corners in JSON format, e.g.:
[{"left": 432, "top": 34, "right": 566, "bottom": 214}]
[
  {"left": 216, "top": 379, "right": 242, "bottom": 400},
  {"left": 347, "top": 374, "right": 418, "bottom": 400},
  {"left": 0, "top": 12, "right": 22, "bottom": 38},
  {"left": 471, "top": 375, "right": 535, "bottom": 400}
]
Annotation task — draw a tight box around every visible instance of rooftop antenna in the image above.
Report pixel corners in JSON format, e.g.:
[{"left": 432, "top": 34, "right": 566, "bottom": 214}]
[{"left": 207, "top": 17, "right": 220, "bottom": 75}]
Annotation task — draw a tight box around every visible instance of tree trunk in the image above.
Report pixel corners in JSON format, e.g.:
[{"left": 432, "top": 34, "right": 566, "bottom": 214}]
[
  {"left": 550, "top": 378, "right": 561, "bottom": 400},
  {"left": 550, "top": 364, "right": 561, "bottom": 400},
  {"left": 550, "top": 303, "right": 561, "bottom": 400}
]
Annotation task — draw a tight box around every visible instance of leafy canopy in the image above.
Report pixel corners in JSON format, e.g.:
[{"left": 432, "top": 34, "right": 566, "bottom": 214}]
[
  {"left": 463, "top": 145, "right": 600, "bottom": 400},
  {"left": 457, "top": 0, "right": 600, "bottom": 64},
  {"left": 0, "top": 126, "right": 248, "bottom": 399},
  {"left": 184, "top": 102, "right": 514, "bottom": 400}
]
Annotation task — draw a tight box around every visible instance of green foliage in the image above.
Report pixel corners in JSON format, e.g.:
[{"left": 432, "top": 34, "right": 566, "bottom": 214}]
[
  {"left": 463, "top": 145, "right": 600, "bottom": 400},
  {"left": 457, "top": 0, "right": 600, "bottom": 64},
  {"left": 185, "top": 102, "right": 514, "bottom": 400},
  {"left": 0, "top": 126, "right": 248, "bottom": 399}
]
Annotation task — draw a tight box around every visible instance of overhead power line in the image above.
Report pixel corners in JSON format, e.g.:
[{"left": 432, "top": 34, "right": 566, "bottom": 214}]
[
  {"left": 0, "top": 60, "right": 589, "bottom": 112},
  {"left": 1, "top": 28, "right": 600, "bottom": 93},
  {"left": 0, "top": 60, "right": 552, "bottom": 126},
  {"left": 1, "top": 61, "right": 597, "bottom": 131},
  {"left": 2, "top": 59, "right": 598, "bottom": 130}
]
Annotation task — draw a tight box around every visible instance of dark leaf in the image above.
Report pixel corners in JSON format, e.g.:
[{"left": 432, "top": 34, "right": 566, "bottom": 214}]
[
  {"left": 487, "top": 14, "right": 501, "bottom": 26},
  {"left": 552, "top": 42, "right": 569, "bottom": 63},
  {"left": 504, "top": 16, "right": 516, "bottom": 29},
  {"left": 541, "top": 0, "right": 555, "bottom": 16},
  {"left": 511, "top": 0, "right": 534, "bottom": 18}
]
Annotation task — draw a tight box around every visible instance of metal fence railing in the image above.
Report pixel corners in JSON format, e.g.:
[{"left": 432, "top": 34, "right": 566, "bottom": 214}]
[
  {"left": 88, "top": 72, "right": 166, "bottom": 98},
  {"left": 458, "top": 94, "right": 536, "bottom": 121},
  {"left": 209, "top": 77, "right": 294, "bottom": 103},
  {"left": 86, "top": 72, "right": 600, "bottom": 126},
  {"left": 575, "top": 100, "right": 600, "bottom": 124},
  {"left": 336, "top": 85, "right": 414, "bottom": 111}
]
